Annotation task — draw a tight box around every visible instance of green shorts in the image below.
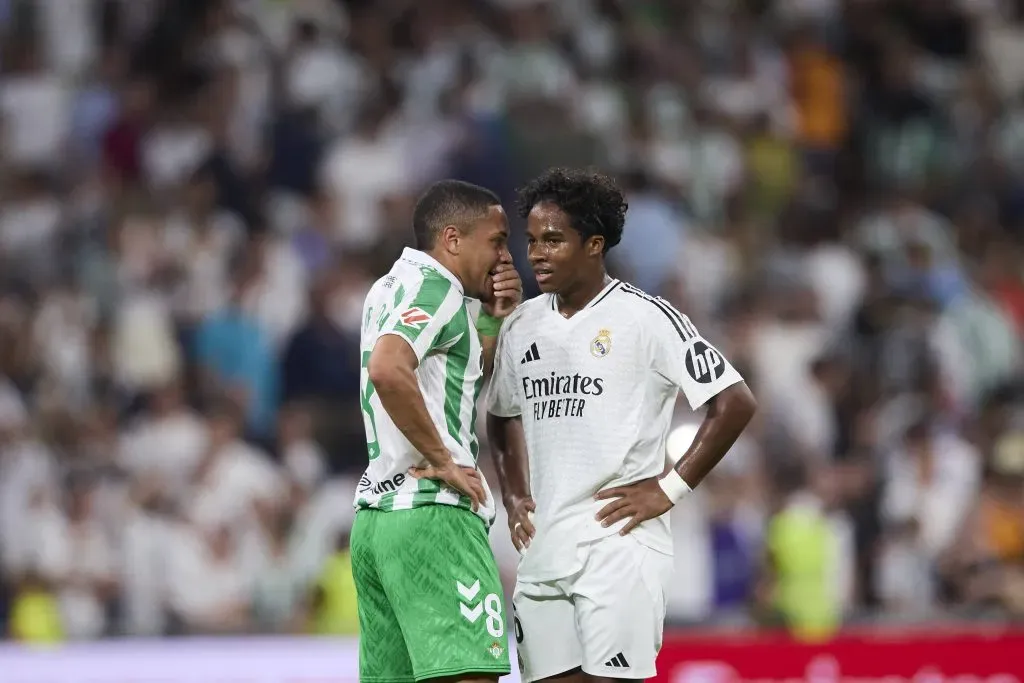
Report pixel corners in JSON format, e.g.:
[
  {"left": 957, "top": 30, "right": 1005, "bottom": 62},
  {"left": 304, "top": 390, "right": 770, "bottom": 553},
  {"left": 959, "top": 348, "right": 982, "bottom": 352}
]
[{"left": 351, "top": 505, "right": 511, "bottom": 683}]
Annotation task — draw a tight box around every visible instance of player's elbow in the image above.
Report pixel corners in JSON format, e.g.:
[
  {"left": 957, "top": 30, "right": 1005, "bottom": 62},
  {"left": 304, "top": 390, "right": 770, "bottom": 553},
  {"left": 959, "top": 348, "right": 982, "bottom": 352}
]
[
  {"left": 367, "top": 356, "right": 403, "bottom": 393},
  {"left": 486, "top": 412, "right": 519, "bottom": 443},
  {"left": 367, "top": 337, "right": 416, "bottom": 392},
  {"left": 718, "top": 381, "right": 757, "bottom": 429}
]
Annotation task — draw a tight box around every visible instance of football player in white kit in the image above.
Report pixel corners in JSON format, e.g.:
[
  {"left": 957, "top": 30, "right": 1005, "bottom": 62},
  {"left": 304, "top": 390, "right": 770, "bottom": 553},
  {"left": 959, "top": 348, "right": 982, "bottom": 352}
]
[{"left": 486, "top": 168, "right": 757, "bottom": 683}]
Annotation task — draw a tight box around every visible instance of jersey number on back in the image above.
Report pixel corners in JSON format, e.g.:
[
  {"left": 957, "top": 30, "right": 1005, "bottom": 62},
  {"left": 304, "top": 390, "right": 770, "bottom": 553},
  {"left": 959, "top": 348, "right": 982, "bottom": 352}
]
[
  {"left": 360, "top": 297, "right": 397, "bottom": 462},
  {"left": 360, "top": 350, "right": 381, "bottom": 461}
]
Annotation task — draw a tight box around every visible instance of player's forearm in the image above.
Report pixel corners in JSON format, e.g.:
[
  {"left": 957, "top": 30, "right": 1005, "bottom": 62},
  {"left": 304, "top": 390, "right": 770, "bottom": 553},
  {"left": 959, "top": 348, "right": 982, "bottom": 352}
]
[
  {"left": 370, "top": 363, "right": 453, "bottom": 468},
  {"left": 672, "top": 382, "right": 756, "bottom": 488},
  {"left": 480, "top": 333, "right": 498, "bottom": 379},
  {"left": 486, "top": 413, "right": 531, "bottom": 504}
]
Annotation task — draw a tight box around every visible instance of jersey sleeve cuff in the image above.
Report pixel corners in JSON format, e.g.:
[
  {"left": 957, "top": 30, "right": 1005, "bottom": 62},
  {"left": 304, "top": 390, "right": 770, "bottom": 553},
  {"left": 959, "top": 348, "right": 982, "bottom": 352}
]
[
  {"left": 376, "top": 330, "right": 426, "bottom": 363},
  {"left": 682, "top": 373, "right": 743, "bottom": 411},
  {"left": 486, "top": 406, "right": 522, "bottom": 418}
]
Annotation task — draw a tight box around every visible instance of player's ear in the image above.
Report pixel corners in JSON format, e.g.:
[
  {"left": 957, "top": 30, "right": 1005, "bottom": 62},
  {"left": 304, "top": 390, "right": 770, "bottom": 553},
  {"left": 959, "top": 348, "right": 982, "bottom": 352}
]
[
  {"left": 439, "top": 224, "right": 461, "bottom": 255},
  {"left": 587, "top": 235, "right": 605, "bottom": 257}
]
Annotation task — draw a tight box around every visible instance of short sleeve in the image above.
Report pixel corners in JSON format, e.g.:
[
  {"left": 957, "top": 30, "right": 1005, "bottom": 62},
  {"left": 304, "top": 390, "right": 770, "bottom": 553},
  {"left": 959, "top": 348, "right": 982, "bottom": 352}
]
[
  {"left": 486, "top": 322, "right": 521, "bottom": 417},
  {"left": 645, "top": 299, "right": 744, "bottom": 410},
  {"left": 377, "top": 276, "right": 463, "bottom": 362}
]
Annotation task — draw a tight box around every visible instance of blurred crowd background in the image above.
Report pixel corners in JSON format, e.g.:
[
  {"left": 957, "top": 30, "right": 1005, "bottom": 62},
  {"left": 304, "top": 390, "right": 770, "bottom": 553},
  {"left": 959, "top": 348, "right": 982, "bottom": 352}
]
[{"left": 0, "top": 0, "right": 1022, "bottom": 644}]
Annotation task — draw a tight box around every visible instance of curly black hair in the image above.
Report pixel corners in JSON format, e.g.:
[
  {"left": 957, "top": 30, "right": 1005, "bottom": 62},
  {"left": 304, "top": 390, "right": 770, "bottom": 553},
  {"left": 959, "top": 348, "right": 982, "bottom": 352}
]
[{"left": 516, "top": 167, "right": 627, "bottom": 253}]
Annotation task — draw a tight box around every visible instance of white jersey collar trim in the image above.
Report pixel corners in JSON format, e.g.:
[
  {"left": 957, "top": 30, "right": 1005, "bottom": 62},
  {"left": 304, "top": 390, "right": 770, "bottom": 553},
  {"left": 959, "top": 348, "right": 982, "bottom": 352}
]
[{"left": 549, "top": 278, "right": 621, "bottom": 312}]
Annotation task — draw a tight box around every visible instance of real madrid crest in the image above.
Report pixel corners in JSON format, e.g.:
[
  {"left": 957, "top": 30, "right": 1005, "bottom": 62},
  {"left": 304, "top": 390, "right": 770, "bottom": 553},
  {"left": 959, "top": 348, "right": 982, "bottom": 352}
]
[{"left": 590, "top": 329, "right": 612, "bottom": 358}]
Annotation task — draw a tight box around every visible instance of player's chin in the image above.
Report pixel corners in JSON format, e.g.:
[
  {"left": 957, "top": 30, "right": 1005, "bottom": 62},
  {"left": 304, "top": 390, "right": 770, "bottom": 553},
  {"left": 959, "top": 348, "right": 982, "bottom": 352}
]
[{"left": 533, "top": 270, "right": 558, "bottom": 292}]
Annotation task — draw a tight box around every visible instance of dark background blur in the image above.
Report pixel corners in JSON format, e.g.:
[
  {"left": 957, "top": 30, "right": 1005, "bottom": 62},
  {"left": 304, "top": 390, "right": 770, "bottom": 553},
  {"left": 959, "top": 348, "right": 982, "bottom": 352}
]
[{"left": 0, "top": 0, "right": 1021, "bottom": 643}]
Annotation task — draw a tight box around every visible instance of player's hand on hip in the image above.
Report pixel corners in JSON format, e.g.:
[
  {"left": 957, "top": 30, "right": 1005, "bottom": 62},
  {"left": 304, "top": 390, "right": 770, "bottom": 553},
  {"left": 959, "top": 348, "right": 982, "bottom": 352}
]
[
  {"left": 594, "top": 478, "right": 673, "bottom": 536},
  {"left": 483, "top": 263, "right": 522, "bottom": 319},
  {"left": 408, "top": 461, "right": 486, "bottom": 511},
  {"left": 506, "top": 496, "right": 536, "bottom": 552}
]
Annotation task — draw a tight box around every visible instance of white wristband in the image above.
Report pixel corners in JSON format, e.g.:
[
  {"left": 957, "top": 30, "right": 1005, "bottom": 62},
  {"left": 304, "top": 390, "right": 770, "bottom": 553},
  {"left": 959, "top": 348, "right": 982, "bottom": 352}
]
[{"left": 658, "top": 470, "right": 692, "bottom": 504}]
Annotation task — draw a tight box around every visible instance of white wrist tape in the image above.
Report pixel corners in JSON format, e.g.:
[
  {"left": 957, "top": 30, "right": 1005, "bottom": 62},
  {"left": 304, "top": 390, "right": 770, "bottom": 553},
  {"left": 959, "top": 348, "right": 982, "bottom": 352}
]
[{"left": 658, "top": 470, "right": 692, "bottom": 504}]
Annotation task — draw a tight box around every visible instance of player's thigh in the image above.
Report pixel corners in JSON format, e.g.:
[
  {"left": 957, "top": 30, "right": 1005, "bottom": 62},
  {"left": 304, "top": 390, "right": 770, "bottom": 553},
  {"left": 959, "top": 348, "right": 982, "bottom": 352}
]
[
  {"left": 376, "top": 505, "right": 512, "bottom": 682},
  {"left": 350, "top": 510, "right": 415, "bottom": 683},
  {"left": 573, "top": 534, "right": 673, "bottom": 680},
  {"left": 512, "top": 579, "right": 583, "bottom": 683}
]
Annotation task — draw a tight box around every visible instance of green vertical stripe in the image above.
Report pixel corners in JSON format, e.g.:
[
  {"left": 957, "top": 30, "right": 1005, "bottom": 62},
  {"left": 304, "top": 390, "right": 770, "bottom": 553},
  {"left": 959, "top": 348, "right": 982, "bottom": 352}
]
[
  {"left": 412, "top": 477, "right": 438, "bottom": 508},
  {"left": 377, "top": 491, "right": 397, "bottom": 512},
  {"left": 469, "top": 366, "right": 482, "bottom": 462},
  {"left": 442, "top": 306, "right": 471, "bottom": 447},
  {"left": 412, "top": 477, "right": 472, "bottom": 510},
  {"left": 377, "top": 283, "right": 405, "bottom": 331},
  {"left": 391, "top": 276, "right": 452, "bottom": 342}
]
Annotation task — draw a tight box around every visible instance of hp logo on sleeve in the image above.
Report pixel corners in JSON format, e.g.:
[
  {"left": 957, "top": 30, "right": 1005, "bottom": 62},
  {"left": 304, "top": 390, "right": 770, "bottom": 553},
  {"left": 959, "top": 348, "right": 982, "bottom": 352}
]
[{"left": 685, "top": 341, "right": 725, "bottom": 384}]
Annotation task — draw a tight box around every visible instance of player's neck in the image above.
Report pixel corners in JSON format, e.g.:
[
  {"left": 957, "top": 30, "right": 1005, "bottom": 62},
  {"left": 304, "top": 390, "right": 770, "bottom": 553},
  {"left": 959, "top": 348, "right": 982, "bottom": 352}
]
[
  {"left": 425, "top": 248, "right": 467, "bottom": 291},
  {"left": 556, "top": 271, "right": 611, "bottom": 317}
]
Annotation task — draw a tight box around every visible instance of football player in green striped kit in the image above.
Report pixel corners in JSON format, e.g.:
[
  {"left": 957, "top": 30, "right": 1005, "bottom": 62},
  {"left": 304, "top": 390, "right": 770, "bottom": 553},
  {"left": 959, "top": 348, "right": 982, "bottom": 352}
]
[{"left": 352, "top": 179, "right": 522, "bottom": 683}]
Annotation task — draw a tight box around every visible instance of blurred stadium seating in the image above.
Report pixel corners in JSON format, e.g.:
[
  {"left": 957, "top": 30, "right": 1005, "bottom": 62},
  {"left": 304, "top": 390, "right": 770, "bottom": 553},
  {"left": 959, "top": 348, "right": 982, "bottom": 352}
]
[{"left": 0, "top": 0, "right": 1022, "bottom": 679}]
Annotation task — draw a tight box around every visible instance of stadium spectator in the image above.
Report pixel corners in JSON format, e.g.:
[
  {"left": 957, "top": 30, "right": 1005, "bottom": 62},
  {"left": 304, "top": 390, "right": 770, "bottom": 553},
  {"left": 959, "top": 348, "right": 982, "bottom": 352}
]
[{"left": 0, "top": 0, "right": 1019, "bottom": 641}]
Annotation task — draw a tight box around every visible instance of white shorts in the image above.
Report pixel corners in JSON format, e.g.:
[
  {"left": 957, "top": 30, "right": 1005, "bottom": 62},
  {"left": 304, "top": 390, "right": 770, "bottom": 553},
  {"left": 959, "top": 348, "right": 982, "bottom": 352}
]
[{"left": 512, "top": 533, "right": 673, "bottom": 682}]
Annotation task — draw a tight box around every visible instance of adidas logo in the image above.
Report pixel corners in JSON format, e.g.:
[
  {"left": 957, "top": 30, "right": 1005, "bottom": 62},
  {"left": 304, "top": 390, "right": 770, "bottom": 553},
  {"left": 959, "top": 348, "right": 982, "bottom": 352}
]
[
  {"left": 520, "top": 342, "right": 541, "bottom": 364},
  {"left": 604, "top": 652, "right": 629, "bottom": 668}
]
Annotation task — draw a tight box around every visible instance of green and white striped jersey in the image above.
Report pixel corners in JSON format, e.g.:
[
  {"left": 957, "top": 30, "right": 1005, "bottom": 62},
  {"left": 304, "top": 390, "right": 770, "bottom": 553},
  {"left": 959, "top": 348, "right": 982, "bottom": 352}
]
[{"left": 353, "top": 248, "right": 495, "bottom": 525}]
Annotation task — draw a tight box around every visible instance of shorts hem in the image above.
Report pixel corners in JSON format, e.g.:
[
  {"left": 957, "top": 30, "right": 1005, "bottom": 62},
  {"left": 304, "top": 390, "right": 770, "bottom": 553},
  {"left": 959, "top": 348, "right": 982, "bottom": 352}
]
[
  {"left": 360, "top": 676, "right": 415, "bottom": 683},
  {"left": 581, "top": 664, "right": 656, "bottom": 680},
  {"left": 413, "top": 664, "right": 511, "bottom": 682}
]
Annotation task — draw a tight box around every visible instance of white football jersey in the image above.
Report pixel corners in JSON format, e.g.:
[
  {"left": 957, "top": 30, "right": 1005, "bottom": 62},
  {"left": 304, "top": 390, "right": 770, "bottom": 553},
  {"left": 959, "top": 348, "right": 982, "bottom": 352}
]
[
  {"left": 486, "top": 279, "right": 744, "bottom": 582},
  {"left": 354, "top": 248, "right": 496, "bottom": 525}
]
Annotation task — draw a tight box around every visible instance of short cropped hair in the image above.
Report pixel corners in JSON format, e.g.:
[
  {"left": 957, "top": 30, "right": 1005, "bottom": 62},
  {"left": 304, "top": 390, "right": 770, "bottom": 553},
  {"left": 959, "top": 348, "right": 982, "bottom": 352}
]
[
  {"left": 516, "top": 167, "right": 627, "bottom": 253},
  {"left": 412, "top": 180, "right": 501, "bottom": 250}
]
